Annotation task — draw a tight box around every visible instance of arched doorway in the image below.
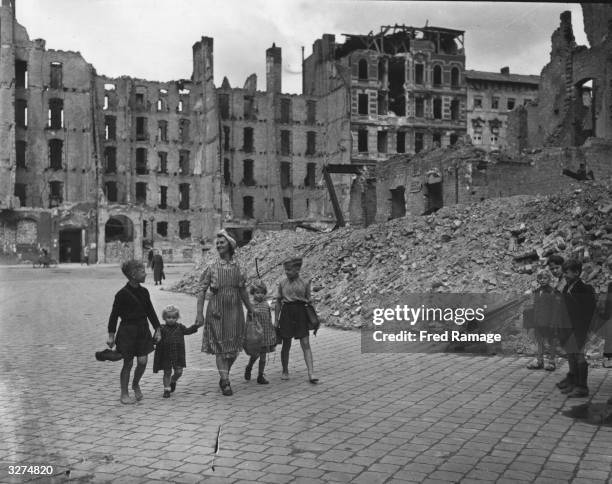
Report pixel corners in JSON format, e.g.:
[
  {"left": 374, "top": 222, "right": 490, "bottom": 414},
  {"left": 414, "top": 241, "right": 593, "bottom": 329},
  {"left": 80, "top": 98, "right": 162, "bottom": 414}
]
[
  {"left": 104, "top": 215, "right": 135, "bottom": 262},
  {"left": 574, "top": 78, "right": 596, "bottom": 146}
]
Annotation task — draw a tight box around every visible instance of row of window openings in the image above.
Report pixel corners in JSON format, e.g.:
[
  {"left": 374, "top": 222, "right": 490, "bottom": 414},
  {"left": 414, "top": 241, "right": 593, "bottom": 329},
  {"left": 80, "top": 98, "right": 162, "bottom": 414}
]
[
  {"left": 357, "top": 59, "right": 461, "bottom": 87},
  {"left": 143, "top": 220, "right": 191, "bottom": 239},
  {"left": 104, "top": 117, "right": 190, "bottom": 142},
  {"left": 15, "top": 60, "right": 62, "bottom": 89},
  {"left": 356, "top": 130, "right": 457, "bottom": 154},
  {"left": 473, "top": 97, "right": 530, "bottom": 110},
  {"left": 103, "top": 148, "right": 191, "bottom": 175},
  {"left": 222, "top": 127, "right": 317, "bottom": 156},
  {"left": 222, "top": 159, "right": 317, "bottom": 189},
  {"left": 241, "top": 197, "right": 296, "bottom": 219},
  {"left": 14, "top": 181, "right": 65, "bottom": 208},
  {"left": 356, "top": 94, "right": 460, "bottom": 120},
  {"left": 104, "top": 182, "right": 190, "bottom": 209},
  {"left": 14, "top": 99, "right": 65, "bottom": 129},
  {"left": 103, "top": 94, "right": 188, "bottom": 113},
  {"left": 219, "top": 95, "right": 317, "bottom": 124}
]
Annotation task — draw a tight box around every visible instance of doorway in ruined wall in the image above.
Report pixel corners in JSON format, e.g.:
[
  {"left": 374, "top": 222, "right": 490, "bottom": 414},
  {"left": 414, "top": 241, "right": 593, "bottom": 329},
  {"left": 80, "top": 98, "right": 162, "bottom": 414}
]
[
  {"left": 574, "top": 78, "right": 596, "bottom": 146},
  {"left": 389, "top": 186, "right": 406, "bottom": 220},
  {"left": 363, "top": 179, "right": 377, "bottom": 227},
  {"left": 59, "top": 228, "right": 82, "bottom": 263},
  {"left": 104, "top": 215, "right": 135, "bottom": 262},
  {"left": 423, "top": 173, "right": 443, "bottom": 215}
]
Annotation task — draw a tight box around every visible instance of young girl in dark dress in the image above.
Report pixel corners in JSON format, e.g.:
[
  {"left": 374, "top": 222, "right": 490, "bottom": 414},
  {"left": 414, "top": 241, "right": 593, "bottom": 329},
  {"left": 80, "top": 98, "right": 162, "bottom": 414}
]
[
  {"left": 107, "top": 260, "right": 162, "bottom": 404},
  {"left": 275, "top": 257, "right": 318, "bottom": 383},
  {"left": 244, "top": 282, "right": 276, "bottom": 385},
  {"left": 153, "top": 305, "right": 199, "bottom": 398}
]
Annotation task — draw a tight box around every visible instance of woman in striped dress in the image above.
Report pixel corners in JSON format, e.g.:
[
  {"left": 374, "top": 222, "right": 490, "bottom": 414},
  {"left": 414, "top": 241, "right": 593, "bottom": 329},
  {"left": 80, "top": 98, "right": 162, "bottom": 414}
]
[{"left": 195, "top": 230, "right": 254, "bottom": 396}]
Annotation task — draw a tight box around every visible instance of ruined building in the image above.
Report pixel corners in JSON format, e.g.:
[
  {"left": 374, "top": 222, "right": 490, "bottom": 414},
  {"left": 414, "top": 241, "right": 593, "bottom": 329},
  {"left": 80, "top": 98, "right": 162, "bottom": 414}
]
[
  {"left": 509, "top": 6, "right": 612, "bottom": 152},
  {"left": 465, "top": 68, "right": 539, "bottom": 152},
  {"left": 303, "top": 26, "right": 468, "bottom": 163},
  {"left": 0, "top": 1, "right": 350, "bottom": 263}
]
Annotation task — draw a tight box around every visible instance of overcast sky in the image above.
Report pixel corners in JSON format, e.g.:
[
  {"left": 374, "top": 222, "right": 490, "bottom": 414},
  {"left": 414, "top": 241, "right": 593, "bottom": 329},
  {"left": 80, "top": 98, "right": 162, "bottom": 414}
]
[{"left": 15, "top": 1, "right": 587, "bottom": 94}]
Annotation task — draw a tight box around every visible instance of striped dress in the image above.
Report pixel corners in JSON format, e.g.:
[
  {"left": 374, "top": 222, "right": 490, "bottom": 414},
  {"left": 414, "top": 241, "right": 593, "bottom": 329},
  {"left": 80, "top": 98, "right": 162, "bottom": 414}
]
[
  {"left": 200, "top": 259, "right": 247, "bottom": 356},
  {"left": 253, "top": 300, "right": 276, "bottom": 353}
]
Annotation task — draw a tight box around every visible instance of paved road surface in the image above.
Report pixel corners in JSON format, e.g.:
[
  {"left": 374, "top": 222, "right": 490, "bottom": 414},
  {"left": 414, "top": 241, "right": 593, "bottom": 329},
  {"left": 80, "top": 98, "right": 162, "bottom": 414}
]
[{"left": 1, "top": 265, "right": 611, "bottom": 483}]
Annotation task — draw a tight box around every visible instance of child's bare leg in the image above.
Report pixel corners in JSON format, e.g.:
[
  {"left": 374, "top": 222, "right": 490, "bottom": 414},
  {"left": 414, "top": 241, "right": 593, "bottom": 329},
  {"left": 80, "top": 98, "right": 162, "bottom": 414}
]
[
  {"left": 257, "top": 353, "right": 269, "bottom": 384},
  {"left": 132, "top": 355, "right": 147, "bottom": 400},
  {"left": 281, "top": 338, "right": 292, "bottom": 378},
  {"left": 163, "top": 369, "right": 172, "bottom": 390},
  {"left": 245, "top": 355, "right": 258, "bottom": 380},
  {"left": 170, "top": 367, "right": 183, "bottom": 393},
  {"left": 216, "top": 355, "right": 228, "bottom": 381},
  {"left": 300, "top": 336, "right": 317, "bottom": 382},
  {"left": 120, "top": 358, "right": 135, "bottom": 403}
]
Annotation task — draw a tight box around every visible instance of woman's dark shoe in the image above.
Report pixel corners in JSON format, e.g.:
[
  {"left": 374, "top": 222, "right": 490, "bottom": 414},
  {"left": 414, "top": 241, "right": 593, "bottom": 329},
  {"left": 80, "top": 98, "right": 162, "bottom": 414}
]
[
  {"left": 163, "top": 390, "right": 171, "bottom": 398},
  {"left": 170, "top": 381, "right": 176, "bottom": 393},
  {"left": 221, "top": 380, "right": 233, "bottom": 396},
  {"left": 245, "top": 366, "right": 252, "bottom": 381},
  {"left": 257, "top": 374, "right": 269, "bottom": 384}
]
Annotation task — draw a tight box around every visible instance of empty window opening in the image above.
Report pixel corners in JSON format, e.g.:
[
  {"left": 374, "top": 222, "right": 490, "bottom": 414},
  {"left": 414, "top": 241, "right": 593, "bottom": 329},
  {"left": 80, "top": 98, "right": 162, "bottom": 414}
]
[
  {"left": 243, "top": 196, "right": 254, "bottom": 219},
  {"left": 15, "top": 99, "right": 27, "bottom": 127},
  {"left": 306, "top": 131, "right": 316, "bottom": 155},
  {"left": 396, "top": 132, "right": 406, "bottom": 153},
  {"left": 358, "top": 58, "right": 368, "bottom": 80},
  {"left": 103, "top": 95, "right": 109, "bottom": 110},
  {"left": 433, "top": 132, "right": 442, "bottom": 147},
  {"left": 389, "top": 58, "right": 406, "bottom": 116},
  {"left": 473, "top": 97, "right": 482, "bottom": 109},
  {"left": 179, "top": 150, "right": 190, "bottom": 175},
  {"left": 575, "top": 78, "right": 596, "bottom": 145},
  {"left": 415, "top": 64, "right": 424, "bottom": 85},
  {"left": 378, "top": 93, "right": 388, "bottom": 115},
  {"left": 243, "top": 127, "right": 254, "bottom": 152},
  {"left": 415, "top": 97, "right": 424, "bottom": 118},
  {"left": 136, "top": 148, "right": 148, "bottom": 174},
  {"left": 179, "top": 183, "right": 190, "bottom": 209},
  {"left": 104, "top": 147, "right": 117, "bottom": 173},
  {"left": 15, "top": 60, "right": 27, "bottom": 88},
  {"left": 243, "top": 159, "right": 255, "bottom": 186},
  {"left": 105, "top": 182, "right": 117, "bottom": 202},
  {"left": 105, "top": 116, "right": 116, "bottom": 140},
  {"left": 450, "top": 99, "right": 460, "bottom": 121},
  {"left": 450, "top": 133, "right": 458, "bottom": 145},
  {"left": 106, "top": 215, "right": 133, "bottom": 242},
  {"left": 491, "top": 96, "right": 499, "bottom": 109},
  {"left": 14, "top": 183, "right": 26, "bottom": 206},
  {"left": 48, "top": 99, "right": 64, "bottom": 129},
  {"left": 135, "top": 182, "right": 147, "bottom": 203},
  {"left": 178, "top": 95, "right": 189, "bottom": 112},
  {"left": 16, "top": 140, "right": 26, "bottom": 168},
  {"left": 433, "top": 65, "right": 442, "bottom": 86},
  {"left": 179, "top": 221, "right": 191, "bottom": 239},
  {"left": 158, "top": 120, "right": 168, "bottom": 142},
  {"left": 244, "top": 95, "right": 255, "bottom": 120},
  {"left": 280, "top": 98, "right": 291, "bottom": 123},
  {"left": 358, "top": 129, "right": 368, "bottom": 152},
  {"left": 306, "top": 100, "right": 316, "bottom": 124},
  {"left": 415, "top": 132, "right": 424, "bottom": 153},
  {"left": 156, "top": 222, "right": 168, "bottom": 237},
  {"left": 433, "top": 98, "right": 442, "bottom": 119},
  {"left": 305, "top": 162, "right": 316, "bottom": 187},
  {"left": 377, "top": 130, "right": 388, "bottom": 153},
  {"left": 223, "top": 158, "right": 231, "bottom": 186},
  {"left": 49, "top": 181, "right": 63, "bottom": 207},
  {"left": 451, "top": 67, "right": 460, "bottom": 88},
  {"left": 283, "top": 197, "right": 292, "bottom": 218},
  {"left": 159, "top": 185, "right": 167, "bottom": 209},
  {"left": 280, "top": 130, "right": 290, "bottom": 156},
  {"left": 50, "top": 62, "right": 62, "bottom": 89},
  {"left": 179, "top": 119, "right": 190, "bottom": 143},
  {"left": 358, "top": 93, "right": 369, "bottom": 115},
  {"left": 223, "top": 125, "right": 231, "bottom": 151},
  {"left": 378, "top": 59, "right": 387, "bottom": 84},
  {"left": 157, "top": 99, "right": 164, "bottom": 111},
  {"left": 178, "top": 100, "right": 184, "bottom": 112},
  {"left": 219, "top": 93, "right": 229, "bottom": 120},
  {"left": 135, "top": 92, "right": 145, "bottom": 109},
  {"left": 158, "top": 151, "right": 168, "bottom": 173},
  {"left": 507, "top": 98, "right": 515, "bottom": 110},
  {"left": 104, "top": 83, "right": 116, "bottom": 91},
  {"left": 49, "top": 139, "right": 63, "bottom": 170},
  {"left": 280, "top": 162, "right": 292, "bottom": 188},
  {"left": 390, "top": 186, "right": 406, "bottom": 219}
]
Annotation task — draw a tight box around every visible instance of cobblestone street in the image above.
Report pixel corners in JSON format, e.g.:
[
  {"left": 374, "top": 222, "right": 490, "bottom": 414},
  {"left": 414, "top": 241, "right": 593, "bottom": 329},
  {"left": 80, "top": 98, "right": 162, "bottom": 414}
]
[{"left": 1, "top": 265, "right": 612, "bottom": 483}]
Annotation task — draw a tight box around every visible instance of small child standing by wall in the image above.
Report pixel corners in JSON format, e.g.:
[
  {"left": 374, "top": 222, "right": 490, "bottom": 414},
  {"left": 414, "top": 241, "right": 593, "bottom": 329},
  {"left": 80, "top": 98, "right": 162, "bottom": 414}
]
[
  {"left": 244, "top": 282, "right": 277, "bottom": 384},
  {"left": 275, "top": 256, "right": 318, "bottom": 384},
  {"left": 107, "top": 260, "right": 161, "bottom": 404},
  {"left": 153, "top": 305, "right": 200, "bottom": 398}
]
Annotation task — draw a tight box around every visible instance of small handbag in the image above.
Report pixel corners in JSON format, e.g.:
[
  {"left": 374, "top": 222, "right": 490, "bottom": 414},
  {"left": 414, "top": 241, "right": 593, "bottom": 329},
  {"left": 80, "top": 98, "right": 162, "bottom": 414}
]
[{"left": 305, "top": 303, "right": 320, "bottom": 335}]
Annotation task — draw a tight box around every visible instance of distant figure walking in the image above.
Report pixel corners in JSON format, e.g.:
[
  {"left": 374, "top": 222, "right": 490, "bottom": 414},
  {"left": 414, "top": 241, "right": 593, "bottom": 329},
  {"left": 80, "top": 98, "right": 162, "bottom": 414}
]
[
  {"left": 147, "top": 249, "right": 154, "bottom": 269},
  {"left": 152, "top": 250, "right": 164, "bottom": 286}
]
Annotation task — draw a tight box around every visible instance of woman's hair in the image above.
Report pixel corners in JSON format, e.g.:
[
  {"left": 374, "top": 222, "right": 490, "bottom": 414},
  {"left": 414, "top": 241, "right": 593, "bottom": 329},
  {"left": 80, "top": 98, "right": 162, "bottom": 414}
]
[
  {"left": 162, "top": 305, "right": 180, "bottom": 319},
  {"left": 121, "top": 260, "right": 143, "bottom": 279},
  {"left": 536, "top": 269, "right": 552, "bottom": 283},
  {"left": 249, "top": 281, "right": 268, "bottom": 295}
]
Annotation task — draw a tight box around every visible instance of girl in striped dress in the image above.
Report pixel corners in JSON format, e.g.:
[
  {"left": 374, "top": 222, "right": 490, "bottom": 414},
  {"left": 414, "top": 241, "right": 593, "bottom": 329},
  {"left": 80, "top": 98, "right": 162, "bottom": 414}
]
[
  {"left": 195, "top": 230, "right": 254, "bottom": 396},
  {"left": 244, "top": 281, "right": 276, "bottom": 384}
]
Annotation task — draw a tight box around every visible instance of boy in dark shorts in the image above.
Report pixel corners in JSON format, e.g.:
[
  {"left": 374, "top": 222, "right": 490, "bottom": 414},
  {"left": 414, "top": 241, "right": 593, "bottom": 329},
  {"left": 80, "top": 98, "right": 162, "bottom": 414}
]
[{"left": 107, "top": 260, "right": 162, "bottom": 404}]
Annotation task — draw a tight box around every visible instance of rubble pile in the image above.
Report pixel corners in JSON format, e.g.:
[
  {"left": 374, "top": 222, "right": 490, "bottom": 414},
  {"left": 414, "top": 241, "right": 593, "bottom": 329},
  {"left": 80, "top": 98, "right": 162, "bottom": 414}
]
[{"left": 171, "top": 179, "right": 612, "bottom": 354}]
